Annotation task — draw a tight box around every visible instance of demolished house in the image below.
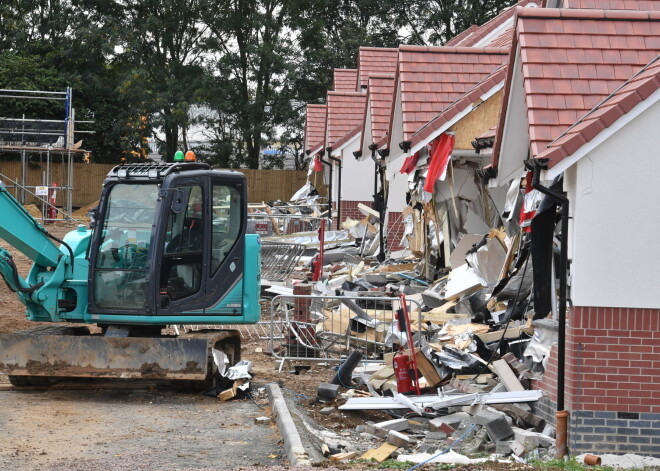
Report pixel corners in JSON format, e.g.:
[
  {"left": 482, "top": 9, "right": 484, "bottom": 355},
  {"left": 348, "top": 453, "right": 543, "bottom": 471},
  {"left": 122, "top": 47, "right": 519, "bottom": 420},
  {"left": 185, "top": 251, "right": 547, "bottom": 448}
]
[{"left": 258, "top": 0, "right": 659, "bottom": 463}]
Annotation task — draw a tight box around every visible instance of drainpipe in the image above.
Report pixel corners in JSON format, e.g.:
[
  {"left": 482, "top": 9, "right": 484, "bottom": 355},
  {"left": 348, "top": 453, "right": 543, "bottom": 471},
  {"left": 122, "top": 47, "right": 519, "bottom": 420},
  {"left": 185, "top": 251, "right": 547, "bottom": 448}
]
[
  {"left": 525, "top": 157, "right": 569, "bottom": 458},
  {"left": 376, "top": 147, "right": 389, "bottom": 262},
  {"left": 319, "top": 150, "right": 332, "bottom": 223},
  {"left": 327, "top": 152, "right": 342, "bottom": 230}
]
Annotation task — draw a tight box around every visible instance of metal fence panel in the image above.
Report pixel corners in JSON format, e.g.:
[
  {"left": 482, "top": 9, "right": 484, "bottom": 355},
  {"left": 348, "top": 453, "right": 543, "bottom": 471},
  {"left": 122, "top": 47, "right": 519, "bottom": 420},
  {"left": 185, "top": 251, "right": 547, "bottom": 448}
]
[{"left": 269, "top": 294, "right": 422, "bottom": 365}]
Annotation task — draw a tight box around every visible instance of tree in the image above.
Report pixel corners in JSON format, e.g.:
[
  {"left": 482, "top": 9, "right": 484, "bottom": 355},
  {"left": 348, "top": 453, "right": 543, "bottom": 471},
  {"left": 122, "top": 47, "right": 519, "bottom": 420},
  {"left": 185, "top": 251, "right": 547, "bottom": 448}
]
[{"left": 204, "top": 0, "right": 292, "bottom": 169}]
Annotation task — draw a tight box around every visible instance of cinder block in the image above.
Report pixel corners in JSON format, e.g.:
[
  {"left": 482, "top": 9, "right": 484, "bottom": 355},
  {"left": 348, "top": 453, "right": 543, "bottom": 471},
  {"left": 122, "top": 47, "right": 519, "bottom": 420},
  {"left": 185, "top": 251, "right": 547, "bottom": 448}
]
[
  {"left": 387, "top": 430, "right": 413, "bottom": 448},
  {"left": 316, "top": 382, "right": 339, "bottom": 402},
  {"left": 429, "top": 418, "right": 455, "bottom": 435},
  {"left": 496, "top": 440, "right": 513, "bottom": 455},
  {"left": 510, "top": 440, "right": 527, "bottom": 457},
  {"left": 375, "top": 418, "right": 410, "bottom": 432}
]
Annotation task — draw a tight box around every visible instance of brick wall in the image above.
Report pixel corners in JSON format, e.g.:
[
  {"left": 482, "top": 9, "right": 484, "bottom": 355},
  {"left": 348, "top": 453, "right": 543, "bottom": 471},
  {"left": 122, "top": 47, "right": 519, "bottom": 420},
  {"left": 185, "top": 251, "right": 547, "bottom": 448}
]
[
  {"left": 339, "top": 200, "right": 373, "bottom": 222},
  {"left": 531, "top": 306, "right": 660, "bottom": 456}
]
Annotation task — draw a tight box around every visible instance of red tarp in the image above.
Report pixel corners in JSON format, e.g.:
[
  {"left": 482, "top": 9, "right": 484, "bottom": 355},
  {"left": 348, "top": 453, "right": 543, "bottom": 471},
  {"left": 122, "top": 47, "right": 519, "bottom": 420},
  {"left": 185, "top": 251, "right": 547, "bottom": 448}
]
[{"left": 423, "top": 133, "right": 455, "bottom": 193}]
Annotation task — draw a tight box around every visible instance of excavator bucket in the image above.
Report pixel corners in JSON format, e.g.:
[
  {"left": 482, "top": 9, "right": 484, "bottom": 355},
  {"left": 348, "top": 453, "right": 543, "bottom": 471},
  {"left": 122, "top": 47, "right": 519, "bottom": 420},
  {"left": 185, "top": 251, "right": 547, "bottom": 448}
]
[{"left": 0, "top": 334, "right": 209, "bottom": 380}]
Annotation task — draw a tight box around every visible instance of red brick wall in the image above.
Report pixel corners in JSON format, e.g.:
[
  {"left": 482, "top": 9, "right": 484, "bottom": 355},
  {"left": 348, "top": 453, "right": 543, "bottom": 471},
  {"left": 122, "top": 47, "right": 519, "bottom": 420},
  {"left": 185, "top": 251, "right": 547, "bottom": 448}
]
[
  {"left": 533, "top": 307, "right": 660, "bottom": 414},
  {"left": 339, "top": 200, "right": 373, "bottom": 222}
]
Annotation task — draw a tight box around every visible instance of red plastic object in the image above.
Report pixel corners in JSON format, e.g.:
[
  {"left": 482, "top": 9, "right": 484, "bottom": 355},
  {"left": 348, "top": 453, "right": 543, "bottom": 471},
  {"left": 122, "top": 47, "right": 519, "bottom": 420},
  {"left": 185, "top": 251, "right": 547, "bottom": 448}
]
[
  {"left": 311, "top": 219, "right": 326, "bottom": 281},
  {"left": 399, "top": 293, "right": 422, "bottom": 395},
  {"left": 393, "top": 352, "right": 413, "bottom": 394}
]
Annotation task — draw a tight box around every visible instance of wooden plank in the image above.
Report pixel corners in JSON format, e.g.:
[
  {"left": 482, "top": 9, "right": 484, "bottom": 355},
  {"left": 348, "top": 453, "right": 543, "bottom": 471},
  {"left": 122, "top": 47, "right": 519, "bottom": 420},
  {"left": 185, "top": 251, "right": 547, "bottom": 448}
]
[
  {"left": 360, "top": 443, "right": 398, "bottom": 462},
  {"left": 329, "top": 451, "right": 356, "bottom": 462},
  {"left": 412, "top": 350, "right": 443, "bottom": 387}
]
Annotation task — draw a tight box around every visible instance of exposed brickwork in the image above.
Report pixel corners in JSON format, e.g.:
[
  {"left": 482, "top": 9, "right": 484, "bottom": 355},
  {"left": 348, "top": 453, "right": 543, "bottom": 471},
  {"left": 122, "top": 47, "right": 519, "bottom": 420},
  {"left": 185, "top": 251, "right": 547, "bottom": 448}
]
[
  {"left": 339, "top": 200, "right": 373, "bottom": 223},
  {"left": 532, "top": 306, "right": 660, "bottom": 455}
]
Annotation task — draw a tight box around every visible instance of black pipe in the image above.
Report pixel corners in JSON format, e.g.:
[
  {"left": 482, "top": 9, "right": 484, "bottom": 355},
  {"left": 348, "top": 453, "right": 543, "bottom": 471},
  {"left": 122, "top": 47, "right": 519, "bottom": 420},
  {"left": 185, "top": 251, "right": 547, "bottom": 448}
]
[
  {"left": 369, "top": 145, "right": 387, "bottom": 262},
  {"left": 319, "top": 152, "right": 333, "bottom": 221},
  {"left": 328, "top": 154, "right": 342, "bottom": 230},
  {"left": 526, "top": 158, "right": 568, "bottom": 412}
]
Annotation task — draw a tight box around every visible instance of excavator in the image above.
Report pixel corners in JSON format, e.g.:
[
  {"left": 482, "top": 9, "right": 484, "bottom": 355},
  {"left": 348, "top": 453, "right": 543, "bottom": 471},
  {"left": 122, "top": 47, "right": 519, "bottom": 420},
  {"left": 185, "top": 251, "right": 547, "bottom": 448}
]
[{"left": 0, "top": 159, "right": 261, "bottom": 387}]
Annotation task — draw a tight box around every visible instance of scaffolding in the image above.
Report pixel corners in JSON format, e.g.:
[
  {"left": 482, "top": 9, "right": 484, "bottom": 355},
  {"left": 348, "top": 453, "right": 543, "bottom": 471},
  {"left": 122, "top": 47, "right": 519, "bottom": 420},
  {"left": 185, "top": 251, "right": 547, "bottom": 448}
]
[{"left": 0, "top": 88, "right": 93, "bottom": 223}]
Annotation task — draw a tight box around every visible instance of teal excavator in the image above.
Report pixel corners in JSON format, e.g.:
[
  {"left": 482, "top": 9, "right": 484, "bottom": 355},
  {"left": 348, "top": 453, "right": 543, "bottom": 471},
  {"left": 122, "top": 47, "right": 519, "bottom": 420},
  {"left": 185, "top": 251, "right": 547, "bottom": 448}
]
[{"left": 0, "top": 160, "right": 261, "bottom": 387}]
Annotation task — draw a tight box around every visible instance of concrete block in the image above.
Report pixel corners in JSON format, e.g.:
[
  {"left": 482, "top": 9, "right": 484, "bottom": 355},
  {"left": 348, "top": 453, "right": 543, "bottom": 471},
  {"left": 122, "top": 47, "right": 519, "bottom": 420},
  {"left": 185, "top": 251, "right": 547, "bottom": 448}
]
[
  {"left": 316, "top": 383, "right": 339, "bottom": 402},
  {"left": 387, "top": 430, "right": 413, "bottom": 448},
  {"left": 425, "top": 431, "right": 447, "bottom": 441},
  {"left": 510, "top": 440, "right": 527, "bottom": 457},
  {"left": 542, "top": 424, "right": 556, "bottom": 439},
  {"left": 513, "top": 427, "right": 555, "bottom": 448},
  {"left": 364, "top": 423, "right": 388, "bottom": 439},
  {"left": 496, "top": 440, "right": 513, "bottom": 455},
  {"left": 320, "top": 407, "right": 335, "bottom": 415},
  {"left": 471, "top": 411, "right": 514, "bottom": 442},
  {"left": 431, "top": 412, "right": 470, "bottom": 427},
  {"left": 375, "top": 418, "right": 410, "bottom": 432}
]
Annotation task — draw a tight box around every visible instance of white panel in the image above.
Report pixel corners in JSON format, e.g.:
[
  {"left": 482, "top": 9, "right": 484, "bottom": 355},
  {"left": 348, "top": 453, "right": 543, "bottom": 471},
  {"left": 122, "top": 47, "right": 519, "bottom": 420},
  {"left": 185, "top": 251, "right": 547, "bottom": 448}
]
[
  {"left": 341, "top": 136, "right": 374, "bottom": 201},
  {"left": 495, "top": 47, "right": 530, "bottom": 187},
  {"left": 387, "top": 172, "right": 409, "bottom": 213},
  {"left": 569, "top": 100, "right": 660, "bottom": 309}
]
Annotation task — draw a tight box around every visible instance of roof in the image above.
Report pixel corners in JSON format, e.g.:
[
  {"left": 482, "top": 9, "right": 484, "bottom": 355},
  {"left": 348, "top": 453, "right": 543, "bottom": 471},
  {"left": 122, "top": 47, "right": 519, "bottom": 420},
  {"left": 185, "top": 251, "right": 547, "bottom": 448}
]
[
  {"left": 304, "top": 104, "right": 326, "bottom": 153},
  {"left": 325, "top": 91, "right": 367, "bottom": 150},
  {"left": 538, "top": 55, "right": 660, "bottom": 167},
  {"left": 445, "top": 25, "right": 479, "bottom": 47},
  {"left": 332, "top": 125, "right": 362, "bottom": 153},
  {"left": 476, "top": 125, "right": 498, "bottom": 140},
  {"left": 563, "top": 0, "right": 660, "bottom": 10},
  {"left": 356, "top": 47, "right": 399, "bottom": 91},
  {"left": 486, "top": 27, "right": 514, "bottom": 48},
  {"left": 363, "top": 74, "right": 396, "bottom": 149},
  {"left": 387, "top": 46, "right": 508, "bottom": 149},
  {"left": 448, "top": 0, "right": 541, "bottom": 48},
  {"left": 492, "top": 8, "right": 660, "bottom": 170},
  {"left": 408, "top": 63, "right": 507, "bottom": 151},
  {"left": 333, "top": 69, "right": 358, "bottom": 91}
]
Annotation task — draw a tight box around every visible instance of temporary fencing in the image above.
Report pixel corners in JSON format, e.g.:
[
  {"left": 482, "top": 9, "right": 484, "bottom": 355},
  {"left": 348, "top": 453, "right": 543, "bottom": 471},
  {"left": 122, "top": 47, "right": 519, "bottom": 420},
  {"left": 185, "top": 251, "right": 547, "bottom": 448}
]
[{"left": 268, "top": 293, "right": 422, "bottom": 369}]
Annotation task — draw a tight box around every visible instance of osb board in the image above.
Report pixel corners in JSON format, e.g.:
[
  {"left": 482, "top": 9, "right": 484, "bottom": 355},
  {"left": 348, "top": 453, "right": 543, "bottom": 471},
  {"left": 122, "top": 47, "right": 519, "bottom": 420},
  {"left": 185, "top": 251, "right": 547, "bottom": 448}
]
[{"left": 449, "top": 89, "right": 503, "bottom": 150}]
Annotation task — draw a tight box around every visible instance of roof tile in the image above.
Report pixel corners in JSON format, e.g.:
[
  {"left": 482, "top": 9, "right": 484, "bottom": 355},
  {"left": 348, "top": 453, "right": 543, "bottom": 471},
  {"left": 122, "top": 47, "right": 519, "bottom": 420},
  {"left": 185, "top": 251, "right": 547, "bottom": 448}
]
[
  {"left": 304, "top": 104, "right": 326, "bottom": 153},
  {"left": 491, "top": 8, "right": 660, "bottom": 169},
  {"left": 332, "top": 69, "right": 358, "bottom": 92},
  {"left": 388, "top": 46, "right": 508, "bottom": 147},
  {"left": 325, "top": 91, "right": 366, "bottom": 149},
  {"left": 356, "top": 48, "right": 399, "bottom": 90}
]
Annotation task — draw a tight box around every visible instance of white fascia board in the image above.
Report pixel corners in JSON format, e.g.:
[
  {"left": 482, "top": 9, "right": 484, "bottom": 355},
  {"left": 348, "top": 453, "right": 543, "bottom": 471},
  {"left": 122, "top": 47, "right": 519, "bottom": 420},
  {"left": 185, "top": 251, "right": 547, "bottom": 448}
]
[
  {"left": 472, "top": 16, "right": 515, "bottom": 48},
  {"left": 309, "top": 144, "right": 323, "bottom": 156},
  {"left": 358, "top": 104, "right": 373, "bottom": 161},
  {"left": 546, "top": 87, "right": 660, "bottom": 180},
  {"left": 331, "top": 130, "right": 361, "bottom": 157},
  {"left": 407, "top": 81, "right": 505, "bottom": 157}
]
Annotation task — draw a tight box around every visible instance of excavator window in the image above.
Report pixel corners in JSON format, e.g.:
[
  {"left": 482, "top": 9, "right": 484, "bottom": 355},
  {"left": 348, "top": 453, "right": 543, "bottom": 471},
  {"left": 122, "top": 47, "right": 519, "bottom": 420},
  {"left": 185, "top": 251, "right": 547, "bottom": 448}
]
[
  {"left": 161, "top": 185, "right": 204, "bottom": 300},
  {"left": 211, "top": 184, "right": 241, "bottom": 275},
  {"left": 93, "top": 183, "right": 158, "bottom": 310}
]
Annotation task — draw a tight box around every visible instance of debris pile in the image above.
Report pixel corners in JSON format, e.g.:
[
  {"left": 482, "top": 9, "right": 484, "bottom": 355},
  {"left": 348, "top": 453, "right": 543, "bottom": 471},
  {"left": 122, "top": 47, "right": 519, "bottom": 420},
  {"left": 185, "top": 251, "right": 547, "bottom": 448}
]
[{"left": 256, "top": 178, "right": 563, "bottom": 463}]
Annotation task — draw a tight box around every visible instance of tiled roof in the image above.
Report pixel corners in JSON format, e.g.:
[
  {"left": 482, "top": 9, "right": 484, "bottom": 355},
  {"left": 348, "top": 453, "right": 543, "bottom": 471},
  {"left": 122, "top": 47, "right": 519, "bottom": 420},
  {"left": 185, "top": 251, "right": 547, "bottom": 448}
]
[
  {"left": 304, "top": 104, "right": 326, "bottom": 153},
  {"left": 538, "top": 55, "right": 660, "bottom": 166},
  {"left": 333, "top": 69, "right": 358, "bottom": 91},
  {"left": 356, "top": 47, "right": 399, "bottom": 91},
  {"left": 325, "top": 91, "right": 367, "bottom": 150},
  {"left": 388, "top": 46, "right": 508, "bottom": 149},
  {"left": 563, "top": 0, "right": 660, "bottom": 10},
  {"left": 486, "top": 27, "right": 514, "bottom": 47},
  {"left": 476, "top": 125, "right": 498, "bottom": 140},
  {"left": 364, "top": 74, "right": 396, "bottom": 148},
  {"left": 451, "top": 0, "right": 541, "bottom": 47},
  {"left": 492, "top": 8, "right": 660, "bottom": 169},
  {"left": 445, "top": 25, "right": 479, "bottom": 47},
  {"left": 409, "top": 64, "right": 507, "bottom": 150}
]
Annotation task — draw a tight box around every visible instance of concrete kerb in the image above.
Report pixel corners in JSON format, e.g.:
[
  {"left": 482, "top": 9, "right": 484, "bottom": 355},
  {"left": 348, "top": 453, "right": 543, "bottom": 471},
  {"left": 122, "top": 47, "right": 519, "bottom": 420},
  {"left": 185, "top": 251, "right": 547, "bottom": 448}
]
[{"left": 266, "top": 383, "right": 312, "bottom": 467}]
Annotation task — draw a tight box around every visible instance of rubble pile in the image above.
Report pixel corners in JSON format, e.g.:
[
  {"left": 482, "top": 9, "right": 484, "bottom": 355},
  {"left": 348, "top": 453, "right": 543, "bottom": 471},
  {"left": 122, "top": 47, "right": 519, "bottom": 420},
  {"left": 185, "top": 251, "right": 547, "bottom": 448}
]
[{"left": 257, "top": 179, "right": 562, "bottom": 464}]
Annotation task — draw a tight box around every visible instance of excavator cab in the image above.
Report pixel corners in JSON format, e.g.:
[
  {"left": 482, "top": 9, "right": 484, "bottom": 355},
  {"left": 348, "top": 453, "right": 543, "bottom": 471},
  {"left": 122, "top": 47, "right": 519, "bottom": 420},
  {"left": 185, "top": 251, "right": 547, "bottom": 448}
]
[
  {"left": 0, "top": 162, "right": 260, "bottom": 384},
  {"left": 87, "top": 162, "right": 260, "bottom": 324}
]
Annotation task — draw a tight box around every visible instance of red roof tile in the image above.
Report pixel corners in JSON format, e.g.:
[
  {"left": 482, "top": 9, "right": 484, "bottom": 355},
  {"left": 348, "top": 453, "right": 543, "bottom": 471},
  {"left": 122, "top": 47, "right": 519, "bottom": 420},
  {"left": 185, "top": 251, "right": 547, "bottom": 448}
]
[
  {"left": 476, "top": 125, "right": 498, "bottom": 140},
  {"left": 332, "top": 69, "right": 358, "bottom": 91},
  {"left": 492, "top": 8, "right": 660, "bottom": 169},
  {"left": 356, "top": 47, "right": 399, "bottom": 91},
  {"left": 453, "top": 0, "right": 541, "bottom": 47},
  {"left": 445, "top": 25, "right": 479, "bottom": 47},
  {"left": 387, "top": 46, "right": 508, "bottom": 149},
  {"left": 332, "top": 125, "right": 362, "bottom": 152},
  {"left": 409, "top": 63, "right": 507, "bottom": 149},
  {"left": 486, "top": 27, "right": 514, "bottom": 47},
  {"left": 304, "top": 104, "right": 326, "bottom": 153},
  {"left": 362, "top": 74, "right": 396, "bottom": 150},
  {"left": 538, "top": 55, "right": 660, "bottom": 167},
  {"left": 326, "top": 91, "right": 367, "bottom": 150},
  {"left": 563, "top": 0, "right": 660, "bottom": 10}
]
